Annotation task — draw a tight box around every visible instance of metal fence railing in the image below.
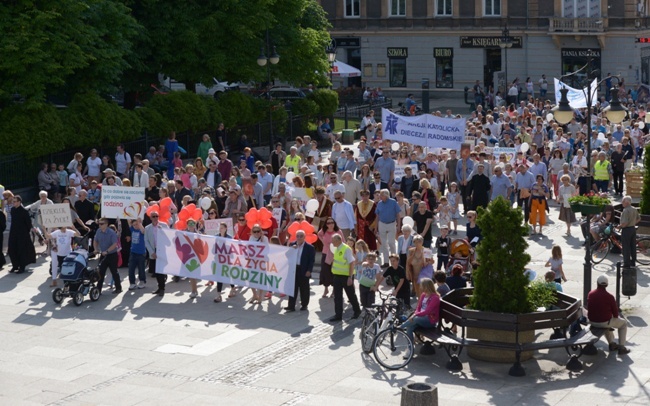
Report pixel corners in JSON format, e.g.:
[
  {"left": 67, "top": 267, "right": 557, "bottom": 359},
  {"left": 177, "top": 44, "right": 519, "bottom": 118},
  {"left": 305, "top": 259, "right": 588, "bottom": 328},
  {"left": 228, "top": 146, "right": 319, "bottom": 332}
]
[{"left": 334, "top": 100, "right": 393, "bottom": 129}]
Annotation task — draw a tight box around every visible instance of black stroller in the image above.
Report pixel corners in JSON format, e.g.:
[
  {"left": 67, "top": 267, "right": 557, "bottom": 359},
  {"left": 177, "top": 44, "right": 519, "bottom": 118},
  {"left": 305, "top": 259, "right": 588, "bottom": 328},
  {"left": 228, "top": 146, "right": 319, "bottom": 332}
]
[{"left": 52, "top": 250, "right": 100, "bottom": 306}]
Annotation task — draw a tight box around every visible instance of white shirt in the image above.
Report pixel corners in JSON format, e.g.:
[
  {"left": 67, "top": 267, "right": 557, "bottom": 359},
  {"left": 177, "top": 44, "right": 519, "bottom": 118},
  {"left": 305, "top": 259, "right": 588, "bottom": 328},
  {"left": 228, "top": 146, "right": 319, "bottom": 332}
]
[
  {"left": 51, "top": 229, "right": 76, "bottom": 257},
  {"left": 69, "top": 172, "right": 83, "bottom": 193},
  {"left": 115, "top": 151, "right": 132, "bottom": 174},
  {"left": 86, "top": 157, "right": 102, "bottom": 177},
  {"left": 325, "top": 182, "right": 346, "bottom": 201}
]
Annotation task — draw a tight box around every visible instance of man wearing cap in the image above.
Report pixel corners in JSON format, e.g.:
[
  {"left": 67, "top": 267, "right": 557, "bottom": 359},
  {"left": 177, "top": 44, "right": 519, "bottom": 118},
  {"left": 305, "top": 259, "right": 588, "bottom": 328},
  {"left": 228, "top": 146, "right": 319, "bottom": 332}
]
[
  {"left": 587, "top": 275, "right": 630, "bottom": 355},
  {"left": 619, "top": 196, "right": 641, "bottom": 268},
  {"left": 203, "top": 159, "right": 223, "bottom": 191},
  {"left": 102, "top": 169, "right": 122, "bottom": 186},
  {"left": 215, "top": 150, "right": 231, "bottom": 181}
]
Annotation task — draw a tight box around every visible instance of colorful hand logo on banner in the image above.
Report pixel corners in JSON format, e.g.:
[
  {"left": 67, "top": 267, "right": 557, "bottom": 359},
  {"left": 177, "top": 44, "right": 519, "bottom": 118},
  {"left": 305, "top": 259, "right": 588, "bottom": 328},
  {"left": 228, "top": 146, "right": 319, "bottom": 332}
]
[
  {"left": 287, "top": 220, "right": 317, "bottom": 244},
  {"left": 174, "top": 233, "right": 209, "bottom": 272},
  {"left": 245, "top": 207, "right": 273, "bottom": 229}
]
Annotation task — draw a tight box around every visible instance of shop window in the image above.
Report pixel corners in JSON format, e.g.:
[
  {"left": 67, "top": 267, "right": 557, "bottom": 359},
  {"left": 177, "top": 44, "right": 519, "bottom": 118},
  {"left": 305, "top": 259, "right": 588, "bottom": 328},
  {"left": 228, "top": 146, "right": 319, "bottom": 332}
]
[{"left": 390, "top": 58, "right": 407, "bottom": 87}]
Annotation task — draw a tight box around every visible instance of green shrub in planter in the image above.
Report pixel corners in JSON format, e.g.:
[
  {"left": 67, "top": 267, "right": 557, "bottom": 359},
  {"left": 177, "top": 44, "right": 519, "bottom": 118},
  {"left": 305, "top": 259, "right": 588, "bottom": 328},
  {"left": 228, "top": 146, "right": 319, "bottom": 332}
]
[
  {"left": 469, "top": 196, "right": 532, "bottom": 314},
  {"left": 640, "top": 144, "right": 650, "bottom": 215}
]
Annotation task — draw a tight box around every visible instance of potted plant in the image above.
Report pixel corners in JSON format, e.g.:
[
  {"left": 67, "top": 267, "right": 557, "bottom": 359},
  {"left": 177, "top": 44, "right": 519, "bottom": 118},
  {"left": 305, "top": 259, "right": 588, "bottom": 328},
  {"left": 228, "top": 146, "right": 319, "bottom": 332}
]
[{"left": 568, "top": 192, "right": 611, "bottom": 215}]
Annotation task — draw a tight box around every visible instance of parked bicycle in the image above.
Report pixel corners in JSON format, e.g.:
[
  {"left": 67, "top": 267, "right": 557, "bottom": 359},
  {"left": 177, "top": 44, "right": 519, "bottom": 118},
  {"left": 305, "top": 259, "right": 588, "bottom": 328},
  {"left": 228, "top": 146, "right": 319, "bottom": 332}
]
[
  {"left": 590, "top": 225, "right": 650, "bottom": 266},
  {"left": 370, "top": 296, "right": 414, "bottom": 370},
  {"left": 360, "top": 292, "right": 405, "bottom": 354}
]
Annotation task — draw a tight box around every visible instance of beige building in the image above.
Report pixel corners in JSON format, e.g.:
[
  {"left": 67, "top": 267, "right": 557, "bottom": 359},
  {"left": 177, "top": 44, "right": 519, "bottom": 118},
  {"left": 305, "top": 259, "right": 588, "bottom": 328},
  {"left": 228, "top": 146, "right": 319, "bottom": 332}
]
[{"left": 319, "top": 0, "right": 650, "bottom": 97}]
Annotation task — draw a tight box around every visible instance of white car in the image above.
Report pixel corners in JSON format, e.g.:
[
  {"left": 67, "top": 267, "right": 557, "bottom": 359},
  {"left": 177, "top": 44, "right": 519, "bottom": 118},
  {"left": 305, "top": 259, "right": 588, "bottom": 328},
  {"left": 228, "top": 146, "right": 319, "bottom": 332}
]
[{"left": 195, "top": 78, "right": 240, "bottom": 99}]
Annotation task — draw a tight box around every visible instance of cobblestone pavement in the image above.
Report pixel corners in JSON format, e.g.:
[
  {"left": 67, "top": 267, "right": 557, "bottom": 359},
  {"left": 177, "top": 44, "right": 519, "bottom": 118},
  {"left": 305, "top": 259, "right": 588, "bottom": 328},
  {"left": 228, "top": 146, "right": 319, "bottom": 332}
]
[{"left": 2, "top": 122, "right": 650, "bottom": 405}]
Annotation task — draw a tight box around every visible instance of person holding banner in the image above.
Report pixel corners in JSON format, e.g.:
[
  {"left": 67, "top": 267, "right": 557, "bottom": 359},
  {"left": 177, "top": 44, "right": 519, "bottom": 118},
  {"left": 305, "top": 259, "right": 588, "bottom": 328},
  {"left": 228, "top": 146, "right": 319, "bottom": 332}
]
[
  {"left": 145, "top": 211, "right": 168, "bottom": 297},
  {"left": 285, "top": 230, "right": 315, "bottom": 312},
  {"left": 329, "top": 234, "right": 361, "bottom": 322},
  {"left": 248, "top": 224, "right": 269, "bottom": 304}
]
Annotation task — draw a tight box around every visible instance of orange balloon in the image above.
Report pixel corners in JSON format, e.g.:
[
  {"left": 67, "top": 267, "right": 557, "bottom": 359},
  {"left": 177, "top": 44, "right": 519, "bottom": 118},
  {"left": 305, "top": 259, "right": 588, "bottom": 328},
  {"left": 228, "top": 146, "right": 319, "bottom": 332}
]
[
  {"left": 245, "top": 208, "right": 260, "bottom": 228},
  {"left": 305, "top": 233, "right": 318, "bottom": 244},
  {"left": 160, "top": 197, "right": 172, "bottom": 210},
  {"left": 146, "top": 204, "right": 160, "bottom": 217},
  {"left": 178, "top": 209, "right": 190, "bottom": 221},
  {"left": 186, "top": 203, "right": 197, "bottom": 212},
  {"left": 299, "top": 221, "right": 316, "bottom": 234},
  {"left": 260, "top": 218, "right": 272, "bottom": 229},
  {"left": 190, "top": 207, "right": 202, "bottom": 221},
  {"left": 259, "top": 207, "right": 273, "bottom": 220},
  {"left": 159, "top": 212, "right": 171, "bottom": 223},
  {"left": 287, "top": 221, "right": 301, "bottom": 237},
  {"left": 175, "top": 220, "right": 187, "bottom": 230}
]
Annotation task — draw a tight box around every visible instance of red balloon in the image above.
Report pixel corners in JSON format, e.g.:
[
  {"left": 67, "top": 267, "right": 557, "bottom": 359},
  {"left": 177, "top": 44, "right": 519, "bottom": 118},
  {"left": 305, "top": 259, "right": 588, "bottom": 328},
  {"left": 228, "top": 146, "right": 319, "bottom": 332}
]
[
  {"left": 259, "top": 207, "right": 273, "bottom": 220},
  {"left": 160, "top": 197, "right": 172, "bottom": 210},
  {"left": 287, "top": 221, "right": 301, "bottom": 237},
  {"left": 190, "top": 207, "right": 202, "bottom": 221},
  {"left": 245, "top": 208, "right": 261, "bottom": 229},
  {"left": 159, "top": 212, "right": 171, "bottom": 224},
  {"left": 146, "top": 204, "right": 160, "bottom": 217},
  {"left": 305, "top": 233, "right": 318, "bottom": 244},
  {"left": 175, "top": 219, "right": 187, "bottom": 230},
  {"left": 178, "top": 209, "right": 190, "bottom": 221},
  {"left": 186, "top": 203, "right": 197, "bottom": 212}
]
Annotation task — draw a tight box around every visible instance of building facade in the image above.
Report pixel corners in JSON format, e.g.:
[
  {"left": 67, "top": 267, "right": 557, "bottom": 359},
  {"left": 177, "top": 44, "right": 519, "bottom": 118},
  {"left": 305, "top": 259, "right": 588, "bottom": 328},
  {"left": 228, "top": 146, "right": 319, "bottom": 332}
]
[{"left": 319, "top": 0, "right": 650, "bottom": 97}]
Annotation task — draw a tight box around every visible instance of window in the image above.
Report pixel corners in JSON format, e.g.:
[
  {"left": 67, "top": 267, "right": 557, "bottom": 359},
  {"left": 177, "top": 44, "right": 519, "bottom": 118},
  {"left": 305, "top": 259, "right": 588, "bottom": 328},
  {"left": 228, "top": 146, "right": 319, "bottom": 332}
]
[
  {"left": 363, "top": 64, "right": 373, "bottom": 77},
  {"left": 436, "top": 0, "right": 452, "bottom": 16},
  {"left": 390, "top": 59, "right": 407, "bottom": 87},
  {"left": 484, "top": 0, "right": 500, "bottom": 16},
  {"left": 345, "top": 0, "right": 360, "bottom": 17},
  {"left": 390, "top": 0, "right": 406, "bottom": 16},
  {"left": 562, "top": 0, "right": 601, "bottom": 18},
  {"left": 434, "top": 48, "right": 453, "bottom": 88},
  {"left": 377, "top": 64, "right": 387, "bottom": 77}
]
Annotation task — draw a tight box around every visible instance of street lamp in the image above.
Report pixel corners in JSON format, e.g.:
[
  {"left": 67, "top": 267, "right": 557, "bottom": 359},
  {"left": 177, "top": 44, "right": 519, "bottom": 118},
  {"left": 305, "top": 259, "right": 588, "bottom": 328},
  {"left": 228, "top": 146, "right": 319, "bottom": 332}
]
[
  {"left": 257, "top": 29, "right": 279, "bottom": 153},
  {"left": 326, "top": 42, "right": 337, "bottom": 89},
  {"left": 499, "top": 27, "right": 513, "bottom": 99},
  {"left": 553, "top": 50, "right": 626, "bottom": 304}
]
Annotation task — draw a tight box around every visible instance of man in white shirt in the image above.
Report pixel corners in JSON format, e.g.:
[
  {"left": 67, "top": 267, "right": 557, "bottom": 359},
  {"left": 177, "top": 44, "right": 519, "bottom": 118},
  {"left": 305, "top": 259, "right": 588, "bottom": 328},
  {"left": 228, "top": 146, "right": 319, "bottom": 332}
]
[
  {"left": 326, "top": 173, "right": 346, "bottom": 201},
  {"left": 115, "top": 144, "right": 132, "bottom": 177},
  {"left": 133, "top": 163, "right": 149, "bottom": 188},
  {"left": 331, "top": 191, "right": 356, "bottom": 239}
]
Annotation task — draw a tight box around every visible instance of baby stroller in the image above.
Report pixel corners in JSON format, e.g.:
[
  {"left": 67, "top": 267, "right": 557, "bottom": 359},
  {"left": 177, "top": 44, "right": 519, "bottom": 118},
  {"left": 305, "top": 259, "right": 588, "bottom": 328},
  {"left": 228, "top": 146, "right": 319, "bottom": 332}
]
[
  {"left": 447, "top": 239, "right": 473, "bottom": 281},
  {"left": 52, "top": 249, "right": 100, "bottom": 306}
]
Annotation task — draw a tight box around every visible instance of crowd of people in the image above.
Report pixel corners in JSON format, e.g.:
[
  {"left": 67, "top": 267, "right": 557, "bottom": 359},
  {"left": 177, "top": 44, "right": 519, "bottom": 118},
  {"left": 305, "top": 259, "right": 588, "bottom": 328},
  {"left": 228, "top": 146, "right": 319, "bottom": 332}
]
[{"left": 0, "top": 91, "right": 644, "bottom": 335}]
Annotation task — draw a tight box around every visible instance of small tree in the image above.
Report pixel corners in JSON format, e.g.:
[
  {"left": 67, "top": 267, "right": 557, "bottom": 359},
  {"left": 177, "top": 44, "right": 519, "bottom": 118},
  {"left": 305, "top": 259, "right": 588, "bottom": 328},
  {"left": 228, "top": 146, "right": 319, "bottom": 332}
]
[{"left": 469, "top": 197, "right": 533, "bottom": 314}]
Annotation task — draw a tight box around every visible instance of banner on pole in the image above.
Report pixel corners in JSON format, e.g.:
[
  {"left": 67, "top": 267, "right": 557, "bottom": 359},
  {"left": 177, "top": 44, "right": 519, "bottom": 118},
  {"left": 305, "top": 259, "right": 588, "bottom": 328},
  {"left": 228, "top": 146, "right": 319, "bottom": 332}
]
[
  {"left": 155, "top": 228, "right": 297, "bottom": 295},
  {"left": 381, "top": 108, "right": 465, "bottom": 150},
  {"left": 39, "top": 203, "right": 73, "bottom": 228},
  {"left": 203, "top": 218, "right": 234, "bottom": 236},
  {"left": 100, "top": 186, "right": 146, "bottom": 219},
  {"left": 553, "top": 78, "right": 597, "bottom": 109}
]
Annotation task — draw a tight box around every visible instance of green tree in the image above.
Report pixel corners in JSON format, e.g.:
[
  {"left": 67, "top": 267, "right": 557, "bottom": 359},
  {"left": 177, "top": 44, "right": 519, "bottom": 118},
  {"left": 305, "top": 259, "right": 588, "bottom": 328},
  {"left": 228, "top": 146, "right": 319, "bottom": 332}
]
[
  {"left": 0, "top": 0, "right": 139, "bottom": 104},
  {"left": 469, "top": 197, "right": 533, "bottom": 314},
  {"left": 0, "top": 103, "right": 68, "bottom": 158}
]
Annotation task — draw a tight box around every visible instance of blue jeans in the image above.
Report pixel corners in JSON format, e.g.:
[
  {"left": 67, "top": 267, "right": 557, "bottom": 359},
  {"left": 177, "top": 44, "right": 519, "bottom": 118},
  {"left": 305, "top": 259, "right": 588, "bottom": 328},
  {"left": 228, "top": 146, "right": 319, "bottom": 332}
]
[
  {"left": 595, "top": 179, "right": 609, "bottom": 193},
  {"left": 402, "top": 316, "right": 437, "bottom": 342},
  {"left": 128, "top": 252, "right": 146, "bottom": 284}
]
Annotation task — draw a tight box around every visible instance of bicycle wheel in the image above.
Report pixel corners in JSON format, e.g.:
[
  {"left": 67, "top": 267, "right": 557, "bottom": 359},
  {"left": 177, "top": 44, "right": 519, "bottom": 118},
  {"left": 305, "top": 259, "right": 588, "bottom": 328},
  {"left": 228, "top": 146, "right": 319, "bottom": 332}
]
[
  {"left": 636, "top": 237, "right": 650, "bottom": 266},
  {"left": 591, "top": 239, "right": 611, "bottom": 264},
  {"left": 361, "top": 320, "right": 379, "bottom": 354},
  {"left": 372, "top": 328, "right": 414, "bottom": 370}
]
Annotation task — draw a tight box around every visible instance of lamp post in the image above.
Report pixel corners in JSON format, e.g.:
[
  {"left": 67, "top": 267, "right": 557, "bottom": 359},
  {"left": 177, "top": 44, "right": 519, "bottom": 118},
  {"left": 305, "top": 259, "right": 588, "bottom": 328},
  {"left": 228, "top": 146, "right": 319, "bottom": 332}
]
[
  {"left": 499, "top": 27, "right": 513, "bottom": 99},
  {"left": 257, "top": 29, "right": 279, "bottom": 153},
  {"left": 553, "top": 50, "right": 627, "bottom": 304},
  {"left": 326, "top": 42, "right": 337, "bottom": 89}
]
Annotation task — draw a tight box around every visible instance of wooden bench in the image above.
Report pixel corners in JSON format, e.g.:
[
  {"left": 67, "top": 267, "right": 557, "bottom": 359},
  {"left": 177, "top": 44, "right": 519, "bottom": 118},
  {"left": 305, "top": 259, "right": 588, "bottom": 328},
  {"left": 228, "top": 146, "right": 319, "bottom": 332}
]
[{"left": 413, "top": 291, "right": 605, "bottom": 376}]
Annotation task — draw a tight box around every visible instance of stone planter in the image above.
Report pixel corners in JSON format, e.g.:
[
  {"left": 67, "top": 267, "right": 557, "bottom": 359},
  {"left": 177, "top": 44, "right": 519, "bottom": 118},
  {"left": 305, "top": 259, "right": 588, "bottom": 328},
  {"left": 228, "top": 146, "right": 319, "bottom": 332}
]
[{"left": 625, "top": 171, "right": 643, "bottom": 198}]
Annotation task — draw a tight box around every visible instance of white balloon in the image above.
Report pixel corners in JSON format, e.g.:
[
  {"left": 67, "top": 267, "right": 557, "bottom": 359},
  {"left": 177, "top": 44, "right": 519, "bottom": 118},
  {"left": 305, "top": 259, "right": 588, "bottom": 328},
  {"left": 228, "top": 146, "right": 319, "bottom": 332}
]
[
  {"left": 546, "top": 113, "right": 554, "bottom": 122},
  {"left": 391, "top": 142, "right": 400, "bottom": 151},
  {"left": 640, "top": 122, "right": 646, "bottom": 129},
  {"left": 200, "top": 197, "right": 212, "bottom": 210},
  {"left": 286, "top": 171, "right": 295, "bottom": 183},
  {"left": 403, "top": 216, "right": 414, "bottom": 228},
  {"left": 305, "top": 199, "right": 319, "bottom": 213},
  {"left": 548, "top": 142, "right": 554, "bottom": 151},
  {"left": 305, "top": 210, "right": 316, "bottom": 217},
  {"left": 521, "top": 142, "right": 530, "bottom": 153}
]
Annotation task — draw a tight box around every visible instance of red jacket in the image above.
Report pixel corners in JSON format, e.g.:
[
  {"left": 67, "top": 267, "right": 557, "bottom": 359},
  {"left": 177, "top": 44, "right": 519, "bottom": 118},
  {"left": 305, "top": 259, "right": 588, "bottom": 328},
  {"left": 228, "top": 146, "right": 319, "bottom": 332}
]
[{"left": 414, "top": 293, "right": 441, "bottom": 325}]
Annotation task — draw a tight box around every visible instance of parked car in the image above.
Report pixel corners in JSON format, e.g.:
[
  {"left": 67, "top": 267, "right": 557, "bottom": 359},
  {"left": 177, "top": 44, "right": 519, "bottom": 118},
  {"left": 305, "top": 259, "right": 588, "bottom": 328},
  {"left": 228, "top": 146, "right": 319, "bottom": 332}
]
[
  {"left": 195, "top": 78, "right": 240, "bottom": 99},
  {"left": 259, "top": 86, "right": 306, "bottom": 101}
]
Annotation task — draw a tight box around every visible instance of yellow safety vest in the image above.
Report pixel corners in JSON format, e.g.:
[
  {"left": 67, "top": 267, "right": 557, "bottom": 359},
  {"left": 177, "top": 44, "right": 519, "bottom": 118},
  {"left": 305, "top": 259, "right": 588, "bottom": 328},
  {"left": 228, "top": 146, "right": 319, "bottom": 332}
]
[
  {"left": 594, "top": 160, "right": 610, "bottom": 181},
  {"left": 331, "top": 244, "right": 353, "bottom": 276},
  {"left": 285, "top": 155, "right": 301, "bottom": 172}
]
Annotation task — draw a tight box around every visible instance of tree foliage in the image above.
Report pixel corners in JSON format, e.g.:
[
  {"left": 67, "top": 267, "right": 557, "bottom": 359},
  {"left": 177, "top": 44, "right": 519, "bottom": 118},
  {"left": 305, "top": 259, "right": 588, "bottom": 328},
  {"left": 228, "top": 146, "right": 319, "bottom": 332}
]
[
  {"left": 469, "top": 197, "right": 533, "bottom": 314},
  {"left": 307, "top": 89, "right": 339, "bottom": 118},
  {"left": 0, "top": 103, "right": 67, "bottom": 158}
]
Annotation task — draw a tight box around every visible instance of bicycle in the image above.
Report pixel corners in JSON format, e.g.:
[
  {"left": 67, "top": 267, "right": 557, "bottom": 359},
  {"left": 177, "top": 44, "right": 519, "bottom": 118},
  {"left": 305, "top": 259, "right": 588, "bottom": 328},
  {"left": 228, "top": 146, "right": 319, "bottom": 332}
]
[
  {"left": 371, "top": 299, "right": 414, "bottom": 370},
  {"left": 590, "top": 225, "right": 650, "bottom": 266},
  {"left": 360, "top": 292, "right": 403, "bottom": 354}
]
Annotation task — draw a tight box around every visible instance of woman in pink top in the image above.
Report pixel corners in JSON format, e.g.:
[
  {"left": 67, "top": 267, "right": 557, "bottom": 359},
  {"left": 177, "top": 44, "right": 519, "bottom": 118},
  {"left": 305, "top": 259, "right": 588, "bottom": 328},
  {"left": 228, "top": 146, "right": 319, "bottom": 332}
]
[
  {"left": 402, "top": 278, "right": 440, "bottom": 342},
  {"left": 317, "top": 216, "right": 343, "bottom": 298}
]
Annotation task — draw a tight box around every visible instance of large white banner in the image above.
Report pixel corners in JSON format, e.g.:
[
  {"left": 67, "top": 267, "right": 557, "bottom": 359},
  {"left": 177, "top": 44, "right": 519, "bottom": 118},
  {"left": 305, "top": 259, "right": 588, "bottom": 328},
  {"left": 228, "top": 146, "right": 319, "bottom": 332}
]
[
  {"left": 381, "top": 108, "right": 464, "bottom": 150},
  {"left": 101, "top": 186, "right": 146, "bottom": 219},
  {"left": 554, "top": 78, "right": 597, "bottom": 109},
  {"left": 155, "top": 228, "right": 297, "bottom": 295}
]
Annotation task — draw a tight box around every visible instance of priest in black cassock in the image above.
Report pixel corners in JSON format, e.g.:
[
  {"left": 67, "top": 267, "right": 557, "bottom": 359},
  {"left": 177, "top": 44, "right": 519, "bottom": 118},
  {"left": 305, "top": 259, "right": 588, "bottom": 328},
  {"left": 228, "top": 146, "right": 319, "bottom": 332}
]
[{"left": 468, "top": 164, "right": 491, "bottom": 211}]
